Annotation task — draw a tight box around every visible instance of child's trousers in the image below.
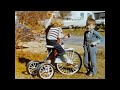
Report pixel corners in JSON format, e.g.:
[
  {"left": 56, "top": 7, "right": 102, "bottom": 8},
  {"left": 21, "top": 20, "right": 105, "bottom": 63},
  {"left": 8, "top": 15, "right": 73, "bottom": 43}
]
[{"left": 84, "top": 45, "right": 97, "bottom": 74}]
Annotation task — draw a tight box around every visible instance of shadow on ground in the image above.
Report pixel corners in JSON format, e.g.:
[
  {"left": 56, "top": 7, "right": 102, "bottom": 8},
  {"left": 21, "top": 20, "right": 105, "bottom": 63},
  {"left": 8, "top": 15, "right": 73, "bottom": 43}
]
[{"left": 18, "top": 57, "right": 31, "bottom": 66}]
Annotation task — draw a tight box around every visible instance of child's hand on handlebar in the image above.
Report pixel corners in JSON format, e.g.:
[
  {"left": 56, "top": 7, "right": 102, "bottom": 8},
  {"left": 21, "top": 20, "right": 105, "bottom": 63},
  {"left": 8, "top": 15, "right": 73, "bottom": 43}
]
[{"left": 67, "top": 33, "right": 71, "bottom": 38}]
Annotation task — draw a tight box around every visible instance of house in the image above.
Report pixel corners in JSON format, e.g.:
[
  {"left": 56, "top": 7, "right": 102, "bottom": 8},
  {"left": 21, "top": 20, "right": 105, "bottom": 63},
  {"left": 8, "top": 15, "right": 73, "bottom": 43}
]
[
  {"left": 62, "top": 11, "right": 94, "bottom": 28},
  {"left": 92, "top": 11, "right": 105, "bottom": 25},
  {"left": 62, "top": 11, "right": 105, "bottom": 29}
]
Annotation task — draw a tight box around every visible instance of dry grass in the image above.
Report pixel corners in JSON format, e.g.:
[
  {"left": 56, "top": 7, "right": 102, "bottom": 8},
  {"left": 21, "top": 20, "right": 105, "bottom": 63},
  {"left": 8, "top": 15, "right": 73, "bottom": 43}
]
[
  {"left": 15, "top": 46, "right": 105, "bottom": 79},
  {"left": 15, "top": 49, "right": 47, "bottom": 79},
  {"left": 63, "top": 28, "right": 105, "bottom": 37}
]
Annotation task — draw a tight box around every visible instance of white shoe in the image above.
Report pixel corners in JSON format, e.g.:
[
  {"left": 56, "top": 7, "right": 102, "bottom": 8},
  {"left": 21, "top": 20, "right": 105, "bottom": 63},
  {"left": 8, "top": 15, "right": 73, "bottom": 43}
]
[{"left": 55, "top": 58, "right": 63, "bottom": 63}]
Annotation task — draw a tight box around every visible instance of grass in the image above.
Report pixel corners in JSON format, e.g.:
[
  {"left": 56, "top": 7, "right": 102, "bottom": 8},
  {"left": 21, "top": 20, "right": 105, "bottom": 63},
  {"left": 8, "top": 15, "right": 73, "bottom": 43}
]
[
  {"left": 63, "top": 28, "right": 105, "bottom": 37},
  {"left": 15, "top": 46, "right": 105, "bottom": 79},
  {"left": 15, "top": 50, "right": 47, "bottom": 79}
]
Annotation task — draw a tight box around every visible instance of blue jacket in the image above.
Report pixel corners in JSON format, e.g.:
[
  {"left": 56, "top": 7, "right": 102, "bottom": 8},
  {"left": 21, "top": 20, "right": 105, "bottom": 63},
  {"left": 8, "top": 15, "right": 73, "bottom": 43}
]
[{"left": 83, "top": 29, "right": 104, "bottom": 46}]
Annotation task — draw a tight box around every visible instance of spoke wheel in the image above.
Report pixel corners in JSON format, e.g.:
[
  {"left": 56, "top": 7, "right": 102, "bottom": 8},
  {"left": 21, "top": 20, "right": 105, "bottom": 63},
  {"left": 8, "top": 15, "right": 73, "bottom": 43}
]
[
  {"left": 27, "top": 61, "right": 40, "bottom": 75},
  {"left": 56, "top": 50, "right": 82, "bottom": 75},
  {"left": 38, "top": 63, "right": 54, "bottom": 79}
]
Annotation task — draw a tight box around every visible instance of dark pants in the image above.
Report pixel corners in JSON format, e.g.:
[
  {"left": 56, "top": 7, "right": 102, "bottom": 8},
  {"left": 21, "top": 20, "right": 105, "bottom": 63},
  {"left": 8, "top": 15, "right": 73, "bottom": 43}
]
[{"left": 46, "top": 40, "right": 65, "bottom": 56}]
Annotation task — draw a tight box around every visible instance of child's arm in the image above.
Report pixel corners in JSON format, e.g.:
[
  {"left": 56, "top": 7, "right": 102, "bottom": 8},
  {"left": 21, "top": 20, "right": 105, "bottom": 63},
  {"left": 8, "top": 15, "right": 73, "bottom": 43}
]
[
  {"left": 58, "top": 28, "right": 66, "bottom": 39},
  {"left": 83, "top": 31, "right": 87, "bottom": 47},
  {"left": 59, "top": 33, "right": 71, "bottom": 39},
  {"left": 63, "top": 33, "right": 71, "bottom": 39},
  {"left": 44, "top": 13, "right": 54, "bottom": 29},
  {"left": 91, "top": 31, "right": 104, "bottom": 45},
  {"left": 58, "top": 31, "right": 64, "bottom": 39}
]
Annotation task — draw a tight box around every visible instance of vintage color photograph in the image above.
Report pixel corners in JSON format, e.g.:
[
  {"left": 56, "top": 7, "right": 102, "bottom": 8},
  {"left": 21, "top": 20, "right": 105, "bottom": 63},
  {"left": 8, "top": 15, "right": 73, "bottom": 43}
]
[{"left": 15, "top": 11, "right": 105, "bottom": 79}]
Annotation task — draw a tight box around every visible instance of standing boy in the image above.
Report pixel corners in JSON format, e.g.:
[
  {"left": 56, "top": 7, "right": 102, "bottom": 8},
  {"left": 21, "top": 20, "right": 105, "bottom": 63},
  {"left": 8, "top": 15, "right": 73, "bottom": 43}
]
[{"left": 83, "top": 18, "right": 104, "bottom": 76}]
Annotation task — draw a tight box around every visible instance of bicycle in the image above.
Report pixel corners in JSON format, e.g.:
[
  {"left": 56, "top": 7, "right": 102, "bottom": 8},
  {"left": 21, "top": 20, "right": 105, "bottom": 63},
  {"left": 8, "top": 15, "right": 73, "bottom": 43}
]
[{"left": 26, "top": 40, "right": 82, "bottom": 79}]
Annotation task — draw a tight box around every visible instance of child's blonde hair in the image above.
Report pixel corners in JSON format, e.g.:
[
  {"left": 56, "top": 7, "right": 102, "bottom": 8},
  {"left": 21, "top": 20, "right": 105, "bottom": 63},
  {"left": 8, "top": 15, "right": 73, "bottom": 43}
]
[{"left": 51, "top": 18, "right": 63, "bottom": 27}]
